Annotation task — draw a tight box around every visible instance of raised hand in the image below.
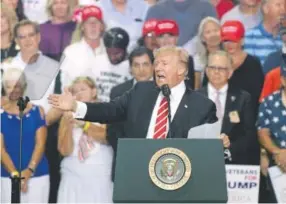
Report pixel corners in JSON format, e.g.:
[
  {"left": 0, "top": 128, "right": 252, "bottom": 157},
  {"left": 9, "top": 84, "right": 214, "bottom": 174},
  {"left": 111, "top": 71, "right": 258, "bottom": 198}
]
[{"left": 48, "top": 88, "right": 76, "bottom": 111}]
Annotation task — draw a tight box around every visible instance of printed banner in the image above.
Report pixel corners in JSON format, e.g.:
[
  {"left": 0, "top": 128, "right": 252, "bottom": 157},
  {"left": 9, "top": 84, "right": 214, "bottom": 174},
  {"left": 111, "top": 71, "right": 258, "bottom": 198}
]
[{"left": 225, "top": 165, "right": 260, "bottom": 203}]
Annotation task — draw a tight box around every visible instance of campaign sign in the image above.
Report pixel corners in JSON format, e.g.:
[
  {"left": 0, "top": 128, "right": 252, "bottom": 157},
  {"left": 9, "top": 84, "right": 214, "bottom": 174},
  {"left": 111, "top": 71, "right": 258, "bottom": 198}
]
[{"left": 225, "top": 165, "right": 260, "bottom": 203}]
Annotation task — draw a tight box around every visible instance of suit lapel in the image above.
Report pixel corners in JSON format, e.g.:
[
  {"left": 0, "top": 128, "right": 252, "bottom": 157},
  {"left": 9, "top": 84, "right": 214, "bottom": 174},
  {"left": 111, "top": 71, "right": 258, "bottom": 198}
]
[
  {"left": 137, "top": 85, "right": 160, "bottom": 138},
  {"left": 221, "top": 87, "right": 236, "bottom": 135},
  {"left": 171, "top": 89, "right": 193, "bottom": 138}
]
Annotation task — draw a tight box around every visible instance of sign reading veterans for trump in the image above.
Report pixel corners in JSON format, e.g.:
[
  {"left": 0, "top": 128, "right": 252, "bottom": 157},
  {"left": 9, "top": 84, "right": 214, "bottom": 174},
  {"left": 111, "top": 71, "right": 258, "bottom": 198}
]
[{"left": 226, "top": 165, "right": 260, "bottom": 203}]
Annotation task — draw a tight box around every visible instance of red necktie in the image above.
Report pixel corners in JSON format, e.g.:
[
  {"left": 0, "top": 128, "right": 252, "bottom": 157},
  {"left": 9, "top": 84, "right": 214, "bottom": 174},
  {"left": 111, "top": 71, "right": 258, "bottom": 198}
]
[{"left": 153, "top": 97, "right": 169, "bottom": 139}]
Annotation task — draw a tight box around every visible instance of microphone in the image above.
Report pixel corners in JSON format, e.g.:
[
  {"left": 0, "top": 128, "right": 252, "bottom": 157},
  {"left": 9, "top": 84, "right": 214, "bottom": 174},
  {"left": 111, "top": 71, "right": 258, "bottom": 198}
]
[{"left": 161, "top": 84, "right": 172, "bottom": 138}]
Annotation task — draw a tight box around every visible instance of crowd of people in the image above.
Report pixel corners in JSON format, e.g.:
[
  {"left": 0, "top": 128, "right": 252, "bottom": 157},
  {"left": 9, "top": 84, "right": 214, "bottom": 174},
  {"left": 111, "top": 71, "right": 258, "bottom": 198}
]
[{"left": 0, "top": 0, "right": 286, "bottom": 203}]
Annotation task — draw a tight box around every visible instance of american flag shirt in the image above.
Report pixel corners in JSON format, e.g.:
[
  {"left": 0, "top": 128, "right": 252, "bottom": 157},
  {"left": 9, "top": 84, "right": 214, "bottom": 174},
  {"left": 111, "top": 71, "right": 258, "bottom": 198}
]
[{"left": 257, "top": 89, "right": 286, "bottom": 149}]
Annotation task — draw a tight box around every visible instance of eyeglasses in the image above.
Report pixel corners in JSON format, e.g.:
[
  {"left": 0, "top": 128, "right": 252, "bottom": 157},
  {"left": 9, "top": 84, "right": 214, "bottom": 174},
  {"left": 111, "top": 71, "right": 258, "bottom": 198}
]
[
  {"left": 207, "top": 66, "right": 229, "bottom": 72},
  {"left": 16, "top": 32, "right": 37, "bottom": 40}
]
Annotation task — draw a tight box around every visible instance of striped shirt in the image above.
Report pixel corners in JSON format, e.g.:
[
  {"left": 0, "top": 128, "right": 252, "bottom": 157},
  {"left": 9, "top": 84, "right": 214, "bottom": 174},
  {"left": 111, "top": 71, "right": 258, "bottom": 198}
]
[{"left": 244, "top": 23, "right": 282, "bottom": 67}]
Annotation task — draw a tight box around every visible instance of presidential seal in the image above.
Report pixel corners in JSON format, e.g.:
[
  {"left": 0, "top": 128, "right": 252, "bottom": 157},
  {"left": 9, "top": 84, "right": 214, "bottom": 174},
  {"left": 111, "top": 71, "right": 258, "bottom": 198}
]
[{"left": 149, "top": 147, "right": 191, "bottom": 190}]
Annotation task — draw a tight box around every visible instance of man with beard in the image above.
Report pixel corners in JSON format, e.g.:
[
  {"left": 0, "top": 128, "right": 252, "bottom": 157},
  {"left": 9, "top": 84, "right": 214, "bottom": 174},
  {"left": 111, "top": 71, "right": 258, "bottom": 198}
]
[{"left": 92, "top": 27, "right": 132, "bottom": 102}]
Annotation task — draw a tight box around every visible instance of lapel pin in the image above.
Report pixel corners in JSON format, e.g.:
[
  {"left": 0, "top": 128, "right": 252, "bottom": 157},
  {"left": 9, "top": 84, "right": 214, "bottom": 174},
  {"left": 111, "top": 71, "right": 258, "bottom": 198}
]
[
  {"left": 184, "top": 104, "right": 188, "bottom": 108},
  {"left": 231, "top": 96, "right": 236, "bottom": 102}
]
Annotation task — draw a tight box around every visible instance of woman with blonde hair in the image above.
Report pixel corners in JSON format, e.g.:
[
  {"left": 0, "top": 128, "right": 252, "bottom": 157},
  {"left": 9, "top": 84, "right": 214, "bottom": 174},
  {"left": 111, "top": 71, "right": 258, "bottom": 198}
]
[
  {"left": 57, "top": 76, "right": 113, "bottom": 203},
  {"left": 1, "top": 68, "right": 49, "bottom": 203},
  {"left": 1, "top": 0, "right": 25, "bottom": 21},
  {"left": 193, "top": 17, "right": 222, "bottom": 89},
  {"left": 39, "top": 0, "right": 76, "bottom": 61},
  {"left": 1, "top": 2, "right": 19, "bottom": 62}
]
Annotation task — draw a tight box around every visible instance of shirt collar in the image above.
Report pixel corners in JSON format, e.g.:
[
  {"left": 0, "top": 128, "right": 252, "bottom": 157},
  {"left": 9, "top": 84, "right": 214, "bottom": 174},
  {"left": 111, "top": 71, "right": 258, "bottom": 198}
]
[
  {"left": 168, "top": 80, "right": 186, "bottom": 101},
  {"left": 208, "top": 83, "right": 228, "bottom": 95},
  {"left": 16, "top": 51, "right": 42, "bottom": 65},
  {"left": 81, "top": 38, "right": 106, "bottom": 56},
  {"left": 258, "top": 23, "right": 281, "bottom": 40}
]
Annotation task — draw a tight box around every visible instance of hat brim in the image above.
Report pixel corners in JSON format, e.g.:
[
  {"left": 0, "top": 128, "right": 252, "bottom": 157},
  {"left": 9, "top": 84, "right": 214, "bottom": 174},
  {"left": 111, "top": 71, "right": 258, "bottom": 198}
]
[
  {"left": 155, "top": 31, "right": 179, "bottom": 37},
  {"left": 222, "top": 35, "right": 242, "bottom": 42}
]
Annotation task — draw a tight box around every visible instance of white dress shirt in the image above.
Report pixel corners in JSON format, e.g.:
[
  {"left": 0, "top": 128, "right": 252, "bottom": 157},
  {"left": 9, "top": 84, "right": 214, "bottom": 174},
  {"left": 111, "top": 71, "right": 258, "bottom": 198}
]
[
  {"left": 74, "top": 80, "right": 186, "bottom": 139},
  {"left": 60, "top": 38, "right": 106, "bottom": 91},
  {"left": 207, "top": 83, "right": 228, "bottom": 118},
  {"left": 1, "top": 53, "right": 57, "bottom": 113},
  {"left": 146, "top": 80, "right": 186, "bottom": 139}
]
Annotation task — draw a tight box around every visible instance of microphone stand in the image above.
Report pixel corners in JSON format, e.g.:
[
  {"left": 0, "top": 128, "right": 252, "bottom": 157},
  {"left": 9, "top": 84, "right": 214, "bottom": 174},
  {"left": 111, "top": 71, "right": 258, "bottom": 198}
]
[{"left": 11, "top": 96, "right": 30, "bottom": 203}]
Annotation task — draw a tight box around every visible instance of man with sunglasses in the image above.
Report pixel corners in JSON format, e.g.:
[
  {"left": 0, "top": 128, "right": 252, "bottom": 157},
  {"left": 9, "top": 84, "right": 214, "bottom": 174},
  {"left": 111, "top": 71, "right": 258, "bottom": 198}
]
[{"left": 198, "top": 50, "right": 259, "bottom": 165}]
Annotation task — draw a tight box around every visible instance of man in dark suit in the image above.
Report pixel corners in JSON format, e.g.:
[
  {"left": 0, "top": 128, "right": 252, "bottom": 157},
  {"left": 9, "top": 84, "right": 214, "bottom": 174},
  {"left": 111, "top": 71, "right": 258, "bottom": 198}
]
[
  {"left": 48, "top": 46, "right": 217, "bottom": 141},
  {"left": 198, "top": 50, "right": 259, "bottom": 165},
  {"left": 107, "top": 47, "right": 155, "bottom": 180}
]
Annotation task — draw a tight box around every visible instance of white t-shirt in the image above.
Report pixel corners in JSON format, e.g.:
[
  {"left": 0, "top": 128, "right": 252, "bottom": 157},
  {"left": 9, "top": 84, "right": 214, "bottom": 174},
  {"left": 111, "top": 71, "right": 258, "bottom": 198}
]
[
  {"left": 221, "top": 5, "right": 262, "bottom": 31},
  {"left": 92, "top": 55, "right": 132, "bottom": 102},
  {"left": 22, "top": 0, "right": 49, "bottom": 24}
]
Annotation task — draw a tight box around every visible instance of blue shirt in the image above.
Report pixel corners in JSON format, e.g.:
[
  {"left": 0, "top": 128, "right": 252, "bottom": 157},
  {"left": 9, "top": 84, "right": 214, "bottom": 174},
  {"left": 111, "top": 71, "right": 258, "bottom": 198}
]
[
  {"left": 257, "top": 90, "right": 286, "bottom": 149},
  {"left": 244, "top": 23, "right": 282, "bottom": 67},
  {"left": 263, "top": 50, "right": 281, "bottom": 74},
  {"left": 1, "top": 105, "right": 49, "bottom": 177}
]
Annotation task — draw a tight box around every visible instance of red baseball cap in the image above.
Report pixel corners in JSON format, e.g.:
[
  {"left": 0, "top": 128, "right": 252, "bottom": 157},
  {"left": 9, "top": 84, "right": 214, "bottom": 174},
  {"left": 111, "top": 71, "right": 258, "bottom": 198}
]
[
  {"left": 142, "top": 19, "right": 158, "bottom": 37},
  {"left": 81, "top": 5, "right": 103, "bottom": 22},
  {"left": 154, "top": 20, "right": 179, "bottom": 36},
  {"left": 221, "top": 20, "right": 245, "bottom": 42}
]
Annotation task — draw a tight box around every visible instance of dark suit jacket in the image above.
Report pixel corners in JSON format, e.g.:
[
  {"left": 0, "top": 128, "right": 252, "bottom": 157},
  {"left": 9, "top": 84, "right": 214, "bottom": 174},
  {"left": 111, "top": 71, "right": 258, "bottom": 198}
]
[
  {"left": 107, "top": 79, "right": 134, "bottom": 181},
  {"left": 83, "top": 81, "right": 217, "bottom": 139},
  {"left": 198, "top": 85, "right": 260, "bottom": 165},
  {"left": 84, "top": 81, "right": 217, "bottom": 181}
]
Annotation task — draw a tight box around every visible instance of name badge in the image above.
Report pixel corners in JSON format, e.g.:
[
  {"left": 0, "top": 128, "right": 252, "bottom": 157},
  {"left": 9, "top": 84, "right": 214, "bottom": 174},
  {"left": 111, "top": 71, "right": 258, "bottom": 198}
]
[{"left": 229, "top": 111, "right": 240, "bottom": 123}]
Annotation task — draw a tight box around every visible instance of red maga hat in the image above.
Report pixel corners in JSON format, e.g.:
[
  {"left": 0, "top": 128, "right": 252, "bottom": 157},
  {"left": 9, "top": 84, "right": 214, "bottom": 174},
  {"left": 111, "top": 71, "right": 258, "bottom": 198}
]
[
  {"left": 154, "top": 19, "right": 179, "bottom": 36},
  {"left": 221, "top": 20, "right": 245, "bottom": 42}
]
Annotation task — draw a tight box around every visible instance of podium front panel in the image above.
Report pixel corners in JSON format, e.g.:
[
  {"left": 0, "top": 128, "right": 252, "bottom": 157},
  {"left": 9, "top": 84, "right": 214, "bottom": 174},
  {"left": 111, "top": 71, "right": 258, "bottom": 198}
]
[{"left": 113, "top": 139, "right": 227, "bottom": 203}]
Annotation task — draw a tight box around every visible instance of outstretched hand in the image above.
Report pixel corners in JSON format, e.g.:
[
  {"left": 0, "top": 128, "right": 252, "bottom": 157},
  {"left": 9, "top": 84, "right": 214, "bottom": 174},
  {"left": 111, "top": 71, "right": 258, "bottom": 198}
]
[{"left": 48, "top": 88, "right": 76, "bottom": 111}]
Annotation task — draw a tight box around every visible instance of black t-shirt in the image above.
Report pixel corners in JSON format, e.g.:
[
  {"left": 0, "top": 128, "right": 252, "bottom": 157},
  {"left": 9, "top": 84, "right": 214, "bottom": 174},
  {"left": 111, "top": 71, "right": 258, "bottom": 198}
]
[{"left": 228, "top": 54, "right": 264, "bottom": 114}]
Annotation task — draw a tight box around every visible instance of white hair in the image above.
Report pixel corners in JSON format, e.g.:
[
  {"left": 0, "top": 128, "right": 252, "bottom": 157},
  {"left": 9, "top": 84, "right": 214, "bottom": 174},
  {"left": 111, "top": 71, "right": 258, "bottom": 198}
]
[
  {"left": 2, "top": 68, "right": 27, "bottom": 90},
  {"left": 195, "top": 17, "right": 221, "bottom": 68}
]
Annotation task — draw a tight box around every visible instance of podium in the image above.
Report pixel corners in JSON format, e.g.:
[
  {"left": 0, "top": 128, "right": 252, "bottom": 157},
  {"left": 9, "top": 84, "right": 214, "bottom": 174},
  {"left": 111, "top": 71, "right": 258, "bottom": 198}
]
[{"left": 113, "top": 138, "right": 228, "bottom": 203}]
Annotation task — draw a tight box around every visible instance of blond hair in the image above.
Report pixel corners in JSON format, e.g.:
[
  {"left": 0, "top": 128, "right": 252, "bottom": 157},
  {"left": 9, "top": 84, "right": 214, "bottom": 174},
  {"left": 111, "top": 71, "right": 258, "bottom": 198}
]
[
  {"left": 196, "top": 17, "right": 221, "bottom": 67},
  {"left": 71, "top": 76, "right": 97, "bottom": 89},
  {"left": 153, "top": 46, "right": 189, "bottom": 64},
  {"left": 46, "top": 0, "right": 76, "bottom": 19},
  {"left": 70, "top": 18, "right": 106, "bottom": 44},
  {"left": 207, "top": 50, "right": 233, "bottom": 70},
  {"left": 1, "top": 2, "right": 19, "bottom": 39},
  {"left": 153, "top": 46, "right": 189, "bottom": 77},
  {"left": 2, "top": 68, "right": 27, "bottom": 90}
]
